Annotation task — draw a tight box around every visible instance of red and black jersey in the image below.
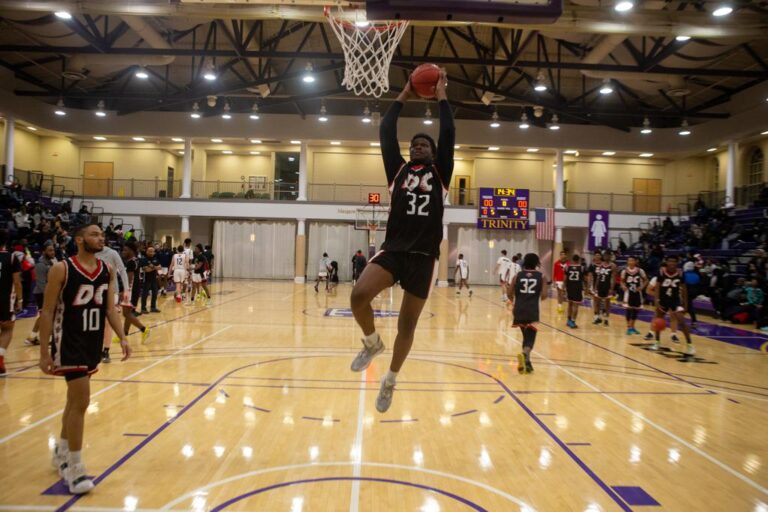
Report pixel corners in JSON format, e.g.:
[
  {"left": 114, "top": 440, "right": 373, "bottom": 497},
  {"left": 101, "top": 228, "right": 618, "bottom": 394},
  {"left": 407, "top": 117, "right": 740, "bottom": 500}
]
[
  {"left": 0, "top": 250, "right": 21, "bottom": 322},
  {"left": 379, "top": 100, "right": 455, "bottom": 257}
]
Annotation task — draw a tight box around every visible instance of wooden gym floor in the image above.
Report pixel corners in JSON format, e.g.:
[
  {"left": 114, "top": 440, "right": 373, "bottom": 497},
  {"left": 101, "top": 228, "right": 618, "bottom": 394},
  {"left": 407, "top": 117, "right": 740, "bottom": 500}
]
[{"left": 0, "top": 279, "right": 766, "bottom": 511}]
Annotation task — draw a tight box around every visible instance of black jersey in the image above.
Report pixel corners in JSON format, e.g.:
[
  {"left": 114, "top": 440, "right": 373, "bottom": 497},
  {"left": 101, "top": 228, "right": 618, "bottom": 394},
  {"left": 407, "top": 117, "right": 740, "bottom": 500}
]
[
  {"left": 622, "top": 267, "right": 646, "bottom": 293},
  {"left": 0, "top": 251, "right": 21, "bottom": 322},
  {"left": 513, "top": 270, "right": 543, "bottom": 324},
  {"left": 379, "top": 100, "right": 455, "bottom": 257},
  {"left": 658, "top": 269, "right": 683, "bottom": 309},
  {"left": 52, "top": 257, "right": 111, "bottom": 374},
  {"left": 565, "top": 264, "right": 584, "bottom": 302},
  {"left": 594, "top": 263, "right": 614, "bottom": 296}
]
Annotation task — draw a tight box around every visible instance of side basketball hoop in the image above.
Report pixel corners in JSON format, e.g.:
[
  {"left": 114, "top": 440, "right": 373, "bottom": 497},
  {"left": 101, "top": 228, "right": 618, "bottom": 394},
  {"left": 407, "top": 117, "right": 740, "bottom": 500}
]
[{"left": 324, "top": 5, "right": 409, "bottom": 98}]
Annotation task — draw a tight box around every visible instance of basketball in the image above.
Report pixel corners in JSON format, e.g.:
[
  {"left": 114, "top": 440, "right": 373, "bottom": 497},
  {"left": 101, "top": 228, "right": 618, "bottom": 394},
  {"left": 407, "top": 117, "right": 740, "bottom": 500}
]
[
  {"left": 651, "top": 317, "right": 666, "bottom": 332},
  {"left": 410, "top": 63, "right": 441, "bottom": 99}
]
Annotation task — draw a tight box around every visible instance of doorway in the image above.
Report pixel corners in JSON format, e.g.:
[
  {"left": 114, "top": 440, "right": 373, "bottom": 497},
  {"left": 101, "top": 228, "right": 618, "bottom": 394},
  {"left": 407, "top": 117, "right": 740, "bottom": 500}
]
[
  {"left": 453, "top": 175, "right": 471, "bottom": 205},
  {"left": 167, "top": 166, "right": 175, "bottom": 198},
  {"left": 633, "top": 178, "right": 661, "bottom": 213},
  {"left": 83, "top": 162, "right": 114, "bottom": 197}
]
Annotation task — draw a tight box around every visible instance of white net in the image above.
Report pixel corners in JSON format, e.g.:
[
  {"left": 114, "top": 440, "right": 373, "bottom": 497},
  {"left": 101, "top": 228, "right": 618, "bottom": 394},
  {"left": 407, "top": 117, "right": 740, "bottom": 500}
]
[{"left": 325, "top": 7, "right": 409, "bottom": 98}]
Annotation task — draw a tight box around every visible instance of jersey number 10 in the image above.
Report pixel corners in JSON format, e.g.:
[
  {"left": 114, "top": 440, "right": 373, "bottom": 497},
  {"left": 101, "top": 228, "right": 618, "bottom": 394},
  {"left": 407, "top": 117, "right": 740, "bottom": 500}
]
[{"left": 82, "top": 309, "right": 100, "bottom": 332}]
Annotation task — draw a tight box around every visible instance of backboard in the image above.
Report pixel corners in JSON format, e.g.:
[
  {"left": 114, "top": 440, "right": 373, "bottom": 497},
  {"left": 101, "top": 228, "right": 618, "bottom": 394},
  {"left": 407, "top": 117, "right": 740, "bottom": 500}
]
[{"left": 365, "top": 0, "right": 563, "bottom": 23}]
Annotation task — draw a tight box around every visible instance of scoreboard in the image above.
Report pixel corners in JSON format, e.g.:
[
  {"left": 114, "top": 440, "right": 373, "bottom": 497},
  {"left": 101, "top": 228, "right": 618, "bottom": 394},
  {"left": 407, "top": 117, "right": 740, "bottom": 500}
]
[{"left": 477, "top": 187, "right": 530, "bottom": 230}]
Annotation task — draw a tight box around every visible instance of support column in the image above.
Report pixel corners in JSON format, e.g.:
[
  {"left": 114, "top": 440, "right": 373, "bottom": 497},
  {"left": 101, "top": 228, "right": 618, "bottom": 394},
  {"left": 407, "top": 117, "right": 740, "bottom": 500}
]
[
  {"left": 437, "top": 223, "right": 449, "bottom": 287},
  {"left": 298, "top": 142, "right": 308, "bottom": 201},
  {"left": 181, "top": 138, "right": 192, "bottom": 198},
  {"left": 294, "top": 219, "right": 306, "bottom": 283},
  {"left": 554, "top": 149, "right": 565, "bottom": 209},
  {"left": 4, "top": 115, "right": 14, "bottom": 184},
  {"left": 180, "top": 215, "right": 190, "bottom": 241},
  {"left": 726, "top": 142, "right": 736, "bottom": 208},
  {"left": 553, "top": 227, "right": 564, "bottom": 261}
]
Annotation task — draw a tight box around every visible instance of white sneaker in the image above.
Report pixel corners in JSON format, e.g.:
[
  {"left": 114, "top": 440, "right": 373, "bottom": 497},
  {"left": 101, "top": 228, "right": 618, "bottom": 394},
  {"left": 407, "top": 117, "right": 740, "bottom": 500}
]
[
  {"left": 65, "top": 462, "right": 94, "bottom": 494},
  {"left": 649, "top": 342, "right": 660, "bottom": 351},
  {"left": 51, "top": 447, "right": 68, "bottom": 477},
  {"left": 375, "top": 376, "right": 396, "bottom": 413},
  {"left": 685, "top": 344, "right": 696, "bottom": 356},
  {"left": 24, "top": 335, "right": 39, "bottom": 346},
  {"left": 350, "top": 335, "right": 385, "bottom": 372},
  {"left": 670, "top": 334, "right": 680, "bottom": 344}
]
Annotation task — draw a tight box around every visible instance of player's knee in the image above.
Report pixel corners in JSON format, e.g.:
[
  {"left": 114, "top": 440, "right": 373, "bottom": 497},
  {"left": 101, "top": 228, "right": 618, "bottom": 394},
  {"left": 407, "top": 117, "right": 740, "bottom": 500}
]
[{"left": 350, "top": 286, "right": 370, "bottom": 309}]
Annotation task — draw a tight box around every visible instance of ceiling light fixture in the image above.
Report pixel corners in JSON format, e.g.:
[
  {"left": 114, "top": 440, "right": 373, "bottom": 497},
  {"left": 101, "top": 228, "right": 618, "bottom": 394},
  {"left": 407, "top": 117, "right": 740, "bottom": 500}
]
[
  {"left": 302, "top": 63, "right": 315, "bottom": 83},
  {"left": 488, "top": 146, "right": 500, "bottom": 151},
  {"left": 171, "top": 137, "right": 184, "bottom": 142},
  {"left": 564, "top": 149, "right": 578, "bottom": 155},
  {"left": 490, "top": 110, "right": 501, "bottom": 128},
  {"left": 519, "top": 112, "right": 530, "bottom": 130},
  {"left": 533, "top": 72, "right": 547, "bottom": 92},
  {"left": 132, "top": 137, "right": 145, "bottom": 142},
  {"left": 221, "top": 103, "right": 232, "bottom": 120},
  {"left": 762, "top": 130, "right": 768, "bottom": 135},
  {"left": 549, "top": 114, "right": 560, "bottom": 130},
  {"left": 202, "top": 59, "right": 217, "bottom": 81},
  {"left": 675, "top": 35, "right": 691, "bottom": 42},
  {"left": 362, "top": 105, "right": 372, "bottom": 124},
  {"left": 93, "top": 136, "right": 106, "bottom": 141},
  {"left": 190, "top": 102, "right": 201, "bottom": 119},
  {"left": 135, "top": 67, "right": 149, "bottom": 79},
  {"left": 639, "top": 153, "right": 654, "bottom": 158},
  {"left": 599, "top": 79, "right": 614, "bottom": 95},
  {"left": 602, "top": 151, "right": 616, "bottom": 156},
  {"left": 54, "top": 11, "right": 72, "bottom": 19},
  {"left": 423, "top": 106, "right": 433, "bottom": 125},
  {"left": 614, "top": 0, "right": 634, "bottom": 12},
  {"left": 54, "top": 98, "right": 66, "bottom": 116},
  {"left": 249, "top": 102, "right": 260, "bottom": 120},
  {"left": 712, "top": 5, "right": 733, "bottom": 16},
  {"left": 250, "top": 139, "right": 262, "bottom": 144},
  {"left": 678, "top": 120, "right": 692, "bottom": 136},
  {"left": 27, "top": 126, "right": 37, "bottom": 131},
  {"left": 222, "top": 150, "right": 232, "bottom": 154},
  {"left": 94, "top": 100, "right": 106, "bottom": 117},
  {"left": 707, "top": 147, "right": 718, "bottom": 152},
  {"left": 211, "top": 138, "right": 223, "bottom": 143},
  {"left": 318, "top": 103, "right": 328, "bottom": 123},
  {"left": 526, "top": 148, "right": 539, "bottom": 153},
  {"left": 640, "top": 117, "right": 653, "bottom": 134},
  {"left": 454, "top": 145, "right": 461, "bottom": 149},
  {"left": 290, "top": 140, "right": 301, "bottom": 145},
  {"left": 250, "top": 151, "right": 261, "bottom": 155},
  {"left": 370, "top": 142, "right": 380, "bottom": 147},
  {"left": 330, "top": 141, "right": 341, "bottom": 145}
]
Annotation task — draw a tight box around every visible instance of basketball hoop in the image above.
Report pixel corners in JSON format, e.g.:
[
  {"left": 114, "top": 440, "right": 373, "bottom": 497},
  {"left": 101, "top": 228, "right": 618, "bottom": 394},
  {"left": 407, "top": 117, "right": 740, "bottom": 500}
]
[
  {"left": 324, "top": 5, "right": 409, "bottom": 98},
  {"left": 367, "top": 220, "right": 379, "bottom": 246}
]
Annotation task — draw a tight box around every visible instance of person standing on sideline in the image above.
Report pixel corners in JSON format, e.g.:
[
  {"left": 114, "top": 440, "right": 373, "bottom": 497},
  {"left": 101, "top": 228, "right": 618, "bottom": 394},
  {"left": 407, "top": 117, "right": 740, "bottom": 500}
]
[
  {"left": 0, "top": 230, "right": 23, "bottom": 374},
  {"left": 140, "top": 246, "right": 161, "bottom": 314},
  {"left": 169, "top": 246, "right": 189, "bottom": 303},
  {"left": 314, "top": 252, "right": 331, "bottom": 293},
  {"left": 351, "top": 250, "right": 367, "bottom": 284},
  {"left": 507, "top": 253, "right": 547, "bottom": 374},
  {"left": 454, "top": 253, "right": 472, "bottom": 296},
  {"left": 349, "top": 70, "right": 453, "bottom": 413},
  {"left": 494, "top": 249, "right": 513, "bottom": 302},
  {"left": 621, "top": 256, "right": 648, "bottom": 335},
  {"left": 95, "top": 243, "right": 129, "bottom": 363},
  {"left": 191, "top": 244, "right": 212, "bottom": 304},
  {"left": 120, "top": 242, "right": 150, "bottom": 343},
  {"left": 565, "top": 254, "right": 585, "bottom": 329},
  {"left": 26, "top": 241, "right": 56, "bottom": 346},
  {"left": 38, "top": 224, "right": 131, "bottom": 494},
  {"left": 553, "top": 250, "right": 568, "bottom": 313}
]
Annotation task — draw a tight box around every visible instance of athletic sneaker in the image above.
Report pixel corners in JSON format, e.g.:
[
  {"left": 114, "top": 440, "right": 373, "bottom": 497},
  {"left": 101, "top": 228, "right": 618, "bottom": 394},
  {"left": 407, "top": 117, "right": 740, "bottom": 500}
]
[
  {"left": 517, "top": 353, "right": 525, "bottom": 373},
  {"left": 649, "top": 342, "right": 660, "bottom": 351},
  {"left": 24, "top": 334, "right": 39, "bottom": 346},
  {"left": 567, "top": 319, "right": 574, "bottom": 328},
  {"left": 456, "top": 291, "right": 460, "bottom": 295},
  {"left": 112, "top": 336, "right": 121, "bottom": 344},
  {"left": 469, "top": 290, "right": 473, "bottom": 297},
  {"left": 51, "top": 447, "right": 68, "bottom": 477},
  {"left": 684, "top": 344, "right": 696, "bottom": 356},
  {"left": 525, "top": 361, "right": 534, "bottom": 373},
  {"left": 101, "top": 349, "right": 111, "bottom": 364},
  {"left": 350, "top": 335, "right": 385, "bottom": 372},
  {"left": 643, "top": 332, "right": 654, "bottom": 340},
  {"left": 175, "top": 295, "right": 182, "bottom": 304},
  {"left": 501, "top": 295, "right": 508, "bottom": 303},
  {"left": 626, "top": 328, "right": 633, "bottom": 335},
  {"left": 557, "top": 304, "right": 564, "bottom": 313},
  {"left": 670, "top": 334, "right": 680, "bottom": 344},
  {"left": 141, "top": 327, "right": 151, "bottom": 345},
  {"left": 65, "top": 462, "right": 94, "bottom": 494},
  {"left": 0, "top": 355, "right": 6, "bottom": 375},
  {"left": 592, "top": 318, "right": 602, "bottom": 325},
  {"left": 603, "top": 319, "right": 609, "bottom": 326},
  {"left": 150, "top": 308, "right": 161, "bottom": 313},
  {"left": 375, "top": 377, "right": 395, "bottom": 413}
]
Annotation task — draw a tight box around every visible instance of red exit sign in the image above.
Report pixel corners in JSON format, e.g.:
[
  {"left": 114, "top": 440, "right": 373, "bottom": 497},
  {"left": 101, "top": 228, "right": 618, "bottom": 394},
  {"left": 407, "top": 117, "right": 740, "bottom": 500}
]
[{"left": 368, "top": 193, "right": 381, "bottom": 205}]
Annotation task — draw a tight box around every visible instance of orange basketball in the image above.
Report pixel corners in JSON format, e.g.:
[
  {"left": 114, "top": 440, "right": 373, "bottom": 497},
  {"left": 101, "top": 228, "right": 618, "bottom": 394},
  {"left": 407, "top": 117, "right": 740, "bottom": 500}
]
[
  {"left": 410, "top": 63, "right": 441, "bottom": 99},
  {"left": 651, "top": 317, "right": 666, "bottom": 333}
]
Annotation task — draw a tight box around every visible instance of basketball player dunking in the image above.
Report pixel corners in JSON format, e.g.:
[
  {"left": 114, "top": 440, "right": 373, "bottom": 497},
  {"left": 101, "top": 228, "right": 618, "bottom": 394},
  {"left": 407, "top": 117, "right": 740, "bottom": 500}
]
[
  {"left": 349, "top": 69, "right": 453, "bottom": 413},
  {"left": 508, "top": 253, "right": 547, "bottom": 373},
  {"left": 38, "top": 224, "right": 131, "bottom": 494}
]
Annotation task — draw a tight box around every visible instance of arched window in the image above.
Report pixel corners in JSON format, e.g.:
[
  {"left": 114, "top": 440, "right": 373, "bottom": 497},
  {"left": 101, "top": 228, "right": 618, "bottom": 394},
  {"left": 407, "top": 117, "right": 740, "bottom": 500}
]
[{"left": 748, "top": 148, "right": 764, "bottom": 186}]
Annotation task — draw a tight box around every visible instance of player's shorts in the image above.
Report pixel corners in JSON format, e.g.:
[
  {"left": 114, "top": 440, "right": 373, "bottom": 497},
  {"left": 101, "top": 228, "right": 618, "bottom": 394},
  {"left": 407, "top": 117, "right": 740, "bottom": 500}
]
[
  {"left": 555, "top": 281, "right": 564, "bottom": 290},
  {"left": 513, "top": 306, "right": 540, "bottom": 325},
  {"left": 158, "top": 267, "right": 168, "bottom": 277},
  {"left": 34, "top": 292, "right": 44, "bottom": 309},
  {"left": 370, "top": 251, "right": 436, "bottom": 300},
  {"left": 459, "top": 271, "right": 469, "bottom": 280},
  {"left": 0, "top": 294, "right": 15, "bottom": 322},
  {"left": 596, "top": 285, "right": 612, "bottom": 299},
  {"left": 192, "top": 273, "right": 204, "bottom": 283},
  {"left": 51, "top": 337, "right": 100, "bottom": 381},
  {"left": 318, "top": 271, "right": 328, "bottom": 278},
  {"left": 173, "top": 268, "right": 186, "bottom": 283},
  {"left": 130, "top": 286, "right": 142, "bottom": 308},
  {"left": 566, "top": 286, "right": 583, "bottom": 303},
  {"left": 624, "top": 290, "right": 643, "bottom": 308},
  {"left": 498, "top": 274, "right": 507, "bottom": 284},
  {"left": 659, "top": 300, "right": 684, "bottom": 313}
]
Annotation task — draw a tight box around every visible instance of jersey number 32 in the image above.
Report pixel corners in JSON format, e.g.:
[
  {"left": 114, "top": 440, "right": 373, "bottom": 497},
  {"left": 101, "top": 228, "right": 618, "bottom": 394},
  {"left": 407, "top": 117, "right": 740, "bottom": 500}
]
[{"left": 406, "top": 192, "right": 430, "bottom": 216}]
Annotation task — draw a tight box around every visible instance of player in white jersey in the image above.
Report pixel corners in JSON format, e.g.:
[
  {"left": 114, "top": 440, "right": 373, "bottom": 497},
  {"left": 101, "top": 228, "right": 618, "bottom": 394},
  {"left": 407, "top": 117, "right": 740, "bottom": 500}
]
[
  {"left": 169, "top": 245, "right": 189, "bottom": 303},
  {"left": 182, "top": 238, "right": 194, "bottom": 301},
  {"left": 494, "top": 249, "right": 513, "bottom": 302},
  {"left": 506, "top": 254, "right": 522, "bottom": 286},
  {"left": 454, "top": 254, "right": 472, "bottom": 296}
]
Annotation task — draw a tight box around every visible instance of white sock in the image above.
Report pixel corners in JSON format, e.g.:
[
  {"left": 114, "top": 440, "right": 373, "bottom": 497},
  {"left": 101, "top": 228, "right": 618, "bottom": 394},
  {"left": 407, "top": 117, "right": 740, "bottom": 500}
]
[
  {"left": 363, "top": 332, "right": 379, "bottom": 348},
  {"left": 385, "top": 370, "right": 398, "bottom": 385},
  {"left": 0, "top": 347, "right": 5, "bottom": 356},
  {"left": 68, "top": 451, "right": 82, "bottom": 464},
  {"left": 30, "top": 330, "right": 38, "bottom": 337}
]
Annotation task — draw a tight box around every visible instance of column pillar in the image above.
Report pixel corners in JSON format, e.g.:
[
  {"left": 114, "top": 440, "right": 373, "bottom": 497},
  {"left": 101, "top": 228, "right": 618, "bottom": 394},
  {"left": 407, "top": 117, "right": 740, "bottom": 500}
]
[
  {"left": 180, "top": 215, "right": 190, "bottom": 241},
  {"left": 554, "top": 149, "right": 565, "bottom": 209},
  {"left": 553, "top": 226, "right": 564, "bottom": 261},
  {"left": 726, "top": 142, "right": 736, "bottom": 208},
  {"left": 294, "top": 219, "right": 306, "bottom": 283},
  {"left": 437, "top": 223, "right": 449, "bottom": 287},
  {"left": 298, "top": 142, "right": 308, "bottom": 201},
  {"left": 4, "top": 115, "right": 14, "bottom": 184},
  {"left": 180, "top": 138, "right": 192, "bottom": 198}
]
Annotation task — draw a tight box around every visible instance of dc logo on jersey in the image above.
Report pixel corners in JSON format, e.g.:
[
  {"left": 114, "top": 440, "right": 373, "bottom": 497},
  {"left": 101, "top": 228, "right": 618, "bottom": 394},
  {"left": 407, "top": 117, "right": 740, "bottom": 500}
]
[
  {"left": 73, "top": 284, "right": 109, "bottom": 306},
  {"left": 402, "top": 172, "right": 434, "bottom": 192}
]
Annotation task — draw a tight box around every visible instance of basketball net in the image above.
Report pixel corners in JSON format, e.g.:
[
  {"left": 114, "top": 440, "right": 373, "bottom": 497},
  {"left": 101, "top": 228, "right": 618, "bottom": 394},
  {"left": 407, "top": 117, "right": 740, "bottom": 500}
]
[
  {"left": 324, "top": 6, "right": 409, "bottom": 98},
  {"left": 367, "top": 221, "right": 379, "bottom": 247}
]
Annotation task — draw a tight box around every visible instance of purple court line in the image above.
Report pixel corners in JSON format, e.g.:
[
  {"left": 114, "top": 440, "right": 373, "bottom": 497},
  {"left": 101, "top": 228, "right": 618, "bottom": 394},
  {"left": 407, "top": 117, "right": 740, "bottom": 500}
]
[
  {"left": 567, "top": 442, "right": 592, "bottom": 446},
  {"left": 209, "top": 476, "right": 488, "bottom": 512},
  {"left": 225, "top": 375, "right": 495, "bottom": 385},
  {"left": 728, "top": 398, "right": 741, "bottom": 404},
  {"left": 410, "top": 357, "right": 633, "bottom": 512},
  {"left": 122, "top": 433, "right": 148, "bottom": 437},
  {"left": 244, "top": 404, "right": 271, "bottom": 413},
  {"left": 494, "top": 395, "right": 505, "bottom": 403},
  {"left": 380, "top": 418, "right": 419, "bottom": 423},
  {"left": 52, "top": 355, "right": 332, "bottom": 512},
  {"left": 451, "top": 409, "right": 478, "bottom": 417},
  {"left": 163, "top": 404, "right": 185, "bottom": 408},
  {"left": 301, "top": 416, "right": 340, "bottom": 423}
]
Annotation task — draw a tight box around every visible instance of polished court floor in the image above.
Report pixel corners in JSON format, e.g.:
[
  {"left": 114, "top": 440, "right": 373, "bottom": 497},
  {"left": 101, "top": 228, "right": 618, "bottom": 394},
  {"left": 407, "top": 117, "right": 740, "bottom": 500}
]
[{"left": 0, "top": 279, "right": 766, "bottom": 511}]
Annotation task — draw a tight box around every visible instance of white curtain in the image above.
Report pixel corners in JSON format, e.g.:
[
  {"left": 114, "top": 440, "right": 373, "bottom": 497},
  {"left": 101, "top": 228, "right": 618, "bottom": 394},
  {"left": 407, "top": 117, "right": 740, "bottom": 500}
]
[
  {"left": 307, "top": 222, "right": 368, "bottom": 281},
  {"left": 450, "top": 227, "right": 539, "bottom": 285},
  {"left": 213, "top": 220, "right": 295, "bottom": 279}
]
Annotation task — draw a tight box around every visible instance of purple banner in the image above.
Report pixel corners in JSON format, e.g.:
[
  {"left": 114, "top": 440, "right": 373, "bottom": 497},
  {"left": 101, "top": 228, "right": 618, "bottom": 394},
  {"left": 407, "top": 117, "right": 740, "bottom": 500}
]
[{"left": 588, "top": 210, "right": 609, "bottom": 251}]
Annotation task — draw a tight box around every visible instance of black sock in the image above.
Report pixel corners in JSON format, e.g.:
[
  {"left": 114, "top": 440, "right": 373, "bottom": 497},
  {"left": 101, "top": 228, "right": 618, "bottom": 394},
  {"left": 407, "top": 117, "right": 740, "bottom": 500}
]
[
  {"left": 522, "top": 327, "right": 536, "bottom": 351},
  {"left": 140, "top": 327, "right": 146, "bottom": 333}
]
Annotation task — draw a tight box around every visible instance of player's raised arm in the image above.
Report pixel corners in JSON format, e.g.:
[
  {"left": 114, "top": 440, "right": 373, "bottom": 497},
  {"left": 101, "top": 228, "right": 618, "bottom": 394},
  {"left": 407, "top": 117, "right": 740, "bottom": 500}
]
[
  {"left": 380, "top": 84, "right": 410, "bottom": 184},
  {"left": 435, "top": 69, "right": 455, "bottom": 188}
]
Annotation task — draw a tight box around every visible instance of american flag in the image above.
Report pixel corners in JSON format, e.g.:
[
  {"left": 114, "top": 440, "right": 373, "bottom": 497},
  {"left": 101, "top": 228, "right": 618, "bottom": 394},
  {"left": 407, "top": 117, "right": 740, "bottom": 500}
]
[{"left": 535, "top": 208, "right": 555, "bottom": 240}]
